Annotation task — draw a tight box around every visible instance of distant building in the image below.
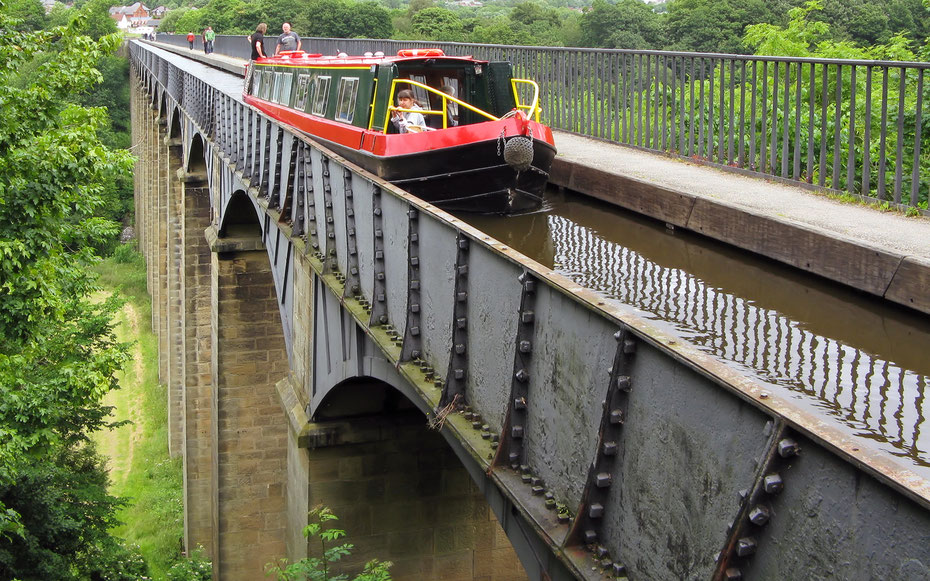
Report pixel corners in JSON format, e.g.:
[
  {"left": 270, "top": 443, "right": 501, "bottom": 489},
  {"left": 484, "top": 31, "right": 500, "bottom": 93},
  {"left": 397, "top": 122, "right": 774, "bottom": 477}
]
[{"left": 109, "top": 3, "right": 151, "bottom": 31}]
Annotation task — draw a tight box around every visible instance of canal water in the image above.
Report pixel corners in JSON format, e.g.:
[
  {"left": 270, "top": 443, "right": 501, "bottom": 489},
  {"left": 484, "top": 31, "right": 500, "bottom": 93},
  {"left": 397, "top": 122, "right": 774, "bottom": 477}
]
[{"left": 456, "top": 188, "right": 930, "bottom": 475}]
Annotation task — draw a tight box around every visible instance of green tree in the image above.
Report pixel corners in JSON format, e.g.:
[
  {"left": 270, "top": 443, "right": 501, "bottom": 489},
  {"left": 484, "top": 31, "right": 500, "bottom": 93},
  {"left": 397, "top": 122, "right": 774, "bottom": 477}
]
[
  {"left": 296, "top": 0, "right": 392, "bottom": 40},
  {"left": 0, "top": 4, "right": 133, "bottom": 567},
  {"left": 665, "top": 0, "right": 795, "bottom": 53},
  {"left": 72, "top": 0, "right": 118, "bottom": 39},
  {"left": 266, "top": 507, "right": 392, "bottom": 581},
  {"left": 0, "top": 0, "right": 47, "bottom": 31},
  {"left": 411, "top": 6, "right": 464, "bottom": 41},
  {"left": 579, "top": 0, "right": 664, "bottom": 49}
]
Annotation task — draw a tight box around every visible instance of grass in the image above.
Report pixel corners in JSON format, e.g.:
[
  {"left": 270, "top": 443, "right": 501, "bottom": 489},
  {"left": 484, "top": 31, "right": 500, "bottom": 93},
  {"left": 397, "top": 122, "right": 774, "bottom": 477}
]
[{"left": 92, "top": 245, "right": 185, "bottom": 580}]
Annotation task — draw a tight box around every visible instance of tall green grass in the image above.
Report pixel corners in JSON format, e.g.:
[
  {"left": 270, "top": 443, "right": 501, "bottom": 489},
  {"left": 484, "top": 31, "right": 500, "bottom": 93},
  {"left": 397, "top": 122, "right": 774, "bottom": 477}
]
[{"left": 93, "top": 244, "right": 185, "bottom": 580}]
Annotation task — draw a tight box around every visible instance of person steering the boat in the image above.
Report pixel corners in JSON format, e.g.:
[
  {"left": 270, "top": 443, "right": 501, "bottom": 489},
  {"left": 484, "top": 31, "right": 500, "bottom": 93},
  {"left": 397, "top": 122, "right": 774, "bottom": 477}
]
[{"left": 391, "top": 90, "right": 427, "bottom": 133}]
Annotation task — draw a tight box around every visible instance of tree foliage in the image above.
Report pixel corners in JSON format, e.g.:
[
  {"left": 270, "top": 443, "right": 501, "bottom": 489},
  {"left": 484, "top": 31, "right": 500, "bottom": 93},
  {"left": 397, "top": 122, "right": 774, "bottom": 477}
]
[
  {"left": 579, "top": 0, "right": 664, "bottom": 49},
  {"left": 0, "top": 3, "right": 133, "bottom": 572},
  {"left": 266, "top": 507, "right": 392, "bottom": 581}
]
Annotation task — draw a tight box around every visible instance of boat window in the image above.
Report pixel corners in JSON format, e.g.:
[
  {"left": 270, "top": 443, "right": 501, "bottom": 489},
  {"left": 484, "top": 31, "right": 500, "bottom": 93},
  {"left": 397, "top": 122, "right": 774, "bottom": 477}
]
[
  {"left": 294, "top": 74, "right": 311, "bottom": 110},
  {"left": 251, "top": 69, "right": 262, "bottom": 96},
  {"left": 277, "top": 73, "right": 293, "bottom": 105},
  {"left": 260, "top": 71, "right": 274, "bottom": 100},
  {"left": 441, "top": 76, "right": 460, "bottom": 117},
  {"left": 334, "top": 77, "right": 359, "bottom": 124},
  {"left": 410, "top": 74, "right": 428, "bottom": 107},
  {"left": 311, "top": 76, "right": 331, "bottom": 116},
  {"left": 272, "top": 72, "right": 285, "bottom": 103}
]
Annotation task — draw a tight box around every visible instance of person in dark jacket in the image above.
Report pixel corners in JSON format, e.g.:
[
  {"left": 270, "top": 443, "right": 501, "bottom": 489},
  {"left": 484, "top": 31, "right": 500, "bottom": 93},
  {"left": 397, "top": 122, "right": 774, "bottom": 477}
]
[{"left": 249, "top": 23, "right": 267, "bottom": 60}]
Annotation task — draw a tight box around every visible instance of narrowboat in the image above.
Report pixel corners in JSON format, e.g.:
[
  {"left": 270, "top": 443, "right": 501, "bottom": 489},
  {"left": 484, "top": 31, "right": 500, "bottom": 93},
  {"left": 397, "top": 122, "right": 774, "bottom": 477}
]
[{"left": 243, "top": 48, "right": 556, "bottom": 214}]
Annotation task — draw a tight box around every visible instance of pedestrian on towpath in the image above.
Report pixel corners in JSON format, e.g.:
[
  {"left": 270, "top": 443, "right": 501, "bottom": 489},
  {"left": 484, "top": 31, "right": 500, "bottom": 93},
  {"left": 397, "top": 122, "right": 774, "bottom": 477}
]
[
  {"left": 203, "top": 26, "right": 215, "bottom": 54},
  {"left": 275, "top": 22, "right": 301, "bottom": 55},
  {"left": 187, "top": 32, "right": 195, "bottom": 49}
]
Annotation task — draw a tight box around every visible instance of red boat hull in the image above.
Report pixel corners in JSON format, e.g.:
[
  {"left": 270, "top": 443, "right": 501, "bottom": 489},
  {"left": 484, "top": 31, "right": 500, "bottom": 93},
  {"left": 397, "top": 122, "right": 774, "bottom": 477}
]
[{"left": 244, "top": 95, "right": 556, "bottom": 214}]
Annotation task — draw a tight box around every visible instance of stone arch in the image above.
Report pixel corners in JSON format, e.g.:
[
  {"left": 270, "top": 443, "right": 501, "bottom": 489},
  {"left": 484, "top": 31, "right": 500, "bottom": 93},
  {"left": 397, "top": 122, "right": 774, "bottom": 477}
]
[
  {"left": 186, "top": 132, "right": 207, "bottom": 176},
  {"left": 169, "top": 105, "right": 182, "bottom": 140},
  {"left": 302, "top": 375, "right": 530, "bottom": 581},
  {"left": 158, "top": 90, "right": 168, "bottom": 122},
  {"left": 219, "top": 189, "right": 262, "bottom": 238}
]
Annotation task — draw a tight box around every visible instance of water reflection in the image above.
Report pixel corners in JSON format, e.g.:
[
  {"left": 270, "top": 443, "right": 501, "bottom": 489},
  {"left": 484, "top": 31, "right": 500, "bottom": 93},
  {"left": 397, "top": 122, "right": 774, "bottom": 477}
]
[{"left": 459, "top": 189, "right": 930, "bottom": 470}]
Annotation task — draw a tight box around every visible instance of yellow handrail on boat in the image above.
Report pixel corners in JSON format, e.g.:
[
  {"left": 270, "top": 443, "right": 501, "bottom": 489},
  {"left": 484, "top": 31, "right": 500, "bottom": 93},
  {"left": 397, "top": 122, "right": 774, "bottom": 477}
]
[
  {"left": 380, "top": 79, "right": 502, "bottom": 133},
  {"left": 511, "top": 79, "right": 541, "bottom": 122}
]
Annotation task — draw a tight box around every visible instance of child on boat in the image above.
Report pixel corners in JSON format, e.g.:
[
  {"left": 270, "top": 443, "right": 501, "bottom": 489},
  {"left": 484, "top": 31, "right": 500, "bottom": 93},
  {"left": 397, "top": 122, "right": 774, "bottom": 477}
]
[{"left": 391, "top": 90, "right": 427, "bottom": 133}]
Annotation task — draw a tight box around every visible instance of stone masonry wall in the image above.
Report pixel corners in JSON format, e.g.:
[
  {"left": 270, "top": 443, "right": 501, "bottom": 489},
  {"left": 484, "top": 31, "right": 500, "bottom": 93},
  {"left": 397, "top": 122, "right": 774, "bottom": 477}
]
[{"left": 211, "top": 248, "right": 288, "bottom": 580}]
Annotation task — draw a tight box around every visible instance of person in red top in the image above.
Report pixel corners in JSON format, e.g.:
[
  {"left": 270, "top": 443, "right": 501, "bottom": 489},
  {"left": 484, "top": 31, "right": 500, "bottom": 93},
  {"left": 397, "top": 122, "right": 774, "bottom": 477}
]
[{"left": 187, "top": 32, "right": 195, "bottom": 49}]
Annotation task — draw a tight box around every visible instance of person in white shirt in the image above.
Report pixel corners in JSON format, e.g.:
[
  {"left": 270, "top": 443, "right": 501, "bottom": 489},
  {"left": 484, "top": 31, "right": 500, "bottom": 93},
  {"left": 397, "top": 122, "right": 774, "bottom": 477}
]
[{"left": 391, "top": 90, "right": 427, "bottom": 133}]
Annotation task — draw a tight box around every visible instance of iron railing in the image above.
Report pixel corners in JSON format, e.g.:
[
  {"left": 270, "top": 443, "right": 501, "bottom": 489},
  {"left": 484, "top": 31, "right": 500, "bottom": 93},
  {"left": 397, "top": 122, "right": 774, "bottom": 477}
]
[{"left": 156, "top": 34, "right": 930, "bottom": 210}]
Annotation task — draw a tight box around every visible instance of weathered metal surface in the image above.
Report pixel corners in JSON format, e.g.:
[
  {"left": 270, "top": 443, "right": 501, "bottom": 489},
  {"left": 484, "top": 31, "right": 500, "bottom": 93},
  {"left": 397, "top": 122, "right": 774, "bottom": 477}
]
[{"left": 131, "top": 41, "right": 930, "bottom": 580}]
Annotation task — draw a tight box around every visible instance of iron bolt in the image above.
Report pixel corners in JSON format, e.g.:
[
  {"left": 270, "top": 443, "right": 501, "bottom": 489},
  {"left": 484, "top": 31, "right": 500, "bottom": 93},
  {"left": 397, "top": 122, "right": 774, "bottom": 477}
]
[
  {"left": 595, "top": 545, "right": 609, "bottom": 559},
  {"left": 455, "top": 343, "right": 466, "bottom": 354},
  {"left": 748, "top": 505, "right": 770, "bottom": 526},
  {"left": 512, "top": 426, "right": 524, "bottom": 439},
  {"left": 557, "top": 513, "right": 571, "bottom": 524},
  {"left": 456, "top": 317, "right": 467, "bottom": 329},
  {"left": 623, "top": 339, "right": 637, "bottom": 354},
  {"left": 763, "top": 473, "right": 784, "bottom": 494},
  {"left": 735, "top": 537, "right": 757, "bottom": 557},
  {"left": 545, "top": 498, "right": 556, "bottom": 509},
  {"left": 611, "top": 562, "right": 626, "bottom": 576},
  {"left": 411, "top": 233, "right": 419, "bottom": 242},
  {"left": 457, "top": 265, "right": 468, "bottom": 275},
  {"left": 523, "top": 280, "right": 535, "bottom": 292},
  {"left": 515, "top": 369, "right": 529, "bottom": 382},
  {"left": 520, "top": 464, "right": 530, "bottom": 474},
  {"left": 453, "top": 368, "right": 464, "bottom": 379},
  {"left": 472, "top": 421, "right": 482, "bottom": 430},
  {"left": 583, "top": 530, "right": 597, "bottom": 544},
  {"left": 458, "top": 238, "right": 469, "bottom": 249},
  {"left": 609, "top": 409, "right": 624, "bottom": 425},
  {"left": 595, "top": 472, "right": 612, "bottom": 488},
  {"left": 519, "top": 340, "right": 532, "bottom": 353},
  {"left": 589, "top": 503, "right": 604, "bottom": 518},
  {"left": 602, "top": 441, "right": 618, "bottom": 456},
  {"left": 724, "top": 568, "right": 742, "bottom": 581},
  {"left": 411, "top": 280, "right": 420, "bottom": 290},
  {"left": 600, "top": 558, "right": 612, "bottom": 569},
  {"left": 373, "top": 207, "right": 382, "bottom": 215},
  {"left": 521, "top": 311, "right": 535, "bottom": 323},
  {"left": 378, "top": 315, "right": 388, "bottom": 324},
  {"left": 375, "top": 229, "right": 382, "bottom": 238},
  {"left": 616, "top": 375, "right": 631, "bottom": 391},
  {"left": 410, "top": 326, "right": 420, "bottom": 336},
  {"left": 778, "top": 438, "right": 800, "bottom": 458},
  {"left": 411, "top": 303, "right": 420, "bottom": 313},
  {"left": 531, "top": 485, "right": 545, "bottom": 496},
  {"left": 514, "top": 396, "right": 527, "bottom": 410},
  {"left": 410, "top": 257, "right": 419, "bottom": 266},
  {"left": 457, "top": 292, "right": 467, "bottom": 302}
]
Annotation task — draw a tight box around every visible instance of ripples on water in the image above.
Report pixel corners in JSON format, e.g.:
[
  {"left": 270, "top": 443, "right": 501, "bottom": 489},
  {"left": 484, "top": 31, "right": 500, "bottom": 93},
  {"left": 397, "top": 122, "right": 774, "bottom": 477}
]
[{"left": 459, "top": 190, "right": 930, "bottom": 472}]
